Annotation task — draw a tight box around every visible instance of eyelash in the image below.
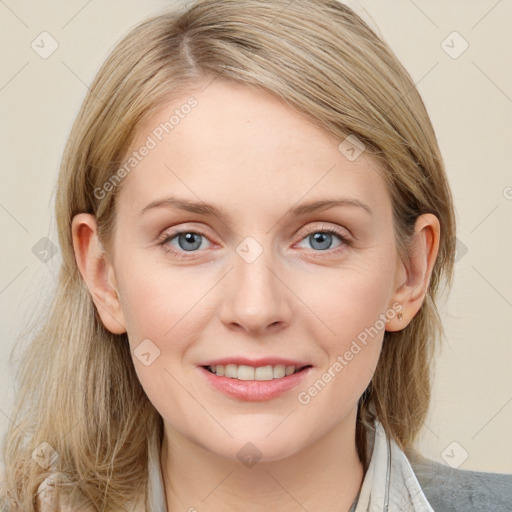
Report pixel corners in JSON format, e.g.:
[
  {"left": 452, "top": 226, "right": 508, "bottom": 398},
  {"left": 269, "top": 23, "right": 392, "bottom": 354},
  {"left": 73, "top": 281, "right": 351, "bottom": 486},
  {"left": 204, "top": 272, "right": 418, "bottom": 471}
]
[{"left": 157, "top": 225, "right": 352, "bottom": 260}]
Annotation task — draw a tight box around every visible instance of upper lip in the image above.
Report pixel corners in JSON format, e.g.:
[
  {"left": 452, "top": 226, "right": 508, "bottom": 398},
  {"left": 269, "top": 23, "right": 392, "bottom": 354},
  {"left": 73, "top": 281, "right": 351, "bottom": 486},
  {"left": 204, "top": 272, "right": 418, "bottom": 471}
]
[{"left": 200, "top": 357, "right": 312, "bottom": 368}]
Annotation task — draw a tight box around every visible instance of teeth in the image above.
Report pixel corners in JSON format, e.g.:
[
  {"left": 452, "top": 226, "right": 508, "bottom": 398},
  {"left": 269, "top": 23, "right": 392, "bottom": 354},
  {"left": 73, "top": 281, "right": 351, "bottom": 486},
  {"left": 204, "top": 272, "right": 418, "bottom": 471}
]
[{"left": 207, "top": 364, "right": 300, "bottom": 380}]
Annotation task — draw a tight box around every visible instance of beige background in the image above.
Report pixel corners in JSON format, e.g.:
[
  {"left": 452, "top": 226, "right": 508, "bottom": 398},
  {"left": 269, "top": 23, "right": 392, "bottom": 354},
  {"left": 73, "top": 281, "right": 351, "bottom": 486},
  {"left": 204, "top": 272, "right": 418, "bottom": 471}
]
[{"left": 0, "top": 0, "right": 511, "bottom": 474}]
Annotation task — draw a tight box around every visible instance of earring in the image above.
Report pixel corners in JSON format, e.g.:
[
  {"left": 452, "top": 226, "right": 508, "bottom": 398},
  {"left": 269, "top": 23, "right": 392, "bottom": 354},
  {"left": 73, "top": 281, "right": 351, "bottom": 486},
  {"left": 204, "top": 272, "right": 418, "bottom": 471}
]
[{"left": 397, "top": 311, "right": 403, "bottom": 321}]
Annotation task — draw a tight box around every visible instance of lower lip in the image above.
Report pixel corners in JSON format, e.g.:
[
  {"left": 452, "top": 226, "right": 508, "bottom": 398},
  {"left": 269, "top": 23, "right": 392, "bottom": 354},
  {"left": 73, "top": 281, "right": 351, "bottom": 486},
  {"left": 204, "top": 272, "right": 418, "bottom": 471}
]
[{"left": 199, "top": 366, "right": 313, "bottom": 401}]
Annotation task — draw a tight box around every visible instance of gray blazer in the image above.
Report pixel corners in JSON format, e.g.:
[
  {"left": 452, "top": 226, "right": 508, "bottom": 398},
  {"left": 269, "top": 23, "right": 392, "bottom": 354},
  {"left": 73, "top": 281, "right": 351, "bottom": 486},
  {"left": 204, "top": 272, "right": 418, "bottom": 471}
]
[{"left": 408, "top": 452, "right": 512, "bottom": 511}]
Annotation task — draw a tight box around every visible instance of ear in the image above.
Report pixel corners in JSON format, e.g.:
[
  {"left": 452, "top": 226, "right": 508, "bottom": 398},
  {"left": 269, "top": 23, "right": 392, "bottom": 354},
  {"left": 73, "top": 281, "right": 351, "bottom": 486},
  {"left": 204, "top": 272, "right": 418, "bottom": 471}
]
[
  {"left": 386, "top": 213, "right": 441, "bottom": 331},
  {"left": 71, "top": 213, "right": 127, "bottom": 334}
]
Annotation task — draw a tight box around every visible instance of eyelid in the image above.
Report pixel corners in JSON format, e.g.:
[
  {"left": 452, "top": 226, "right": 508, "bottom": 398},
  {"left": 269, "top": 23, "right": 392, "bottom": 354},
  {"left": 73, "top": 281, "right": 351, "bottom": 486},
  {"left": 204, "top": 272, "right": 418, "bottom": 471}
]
[
  {"left": 294, "top": 222, "right": 352, "bottom": 242},
  {"left": 156, "top": 224, "right": 213, "bottom": 245},
  {"left": 157, "top": 221, "right": 352, "bottom": 260},
  {"left": 157, "top": 222, "right": 350, "bottom": 244}
]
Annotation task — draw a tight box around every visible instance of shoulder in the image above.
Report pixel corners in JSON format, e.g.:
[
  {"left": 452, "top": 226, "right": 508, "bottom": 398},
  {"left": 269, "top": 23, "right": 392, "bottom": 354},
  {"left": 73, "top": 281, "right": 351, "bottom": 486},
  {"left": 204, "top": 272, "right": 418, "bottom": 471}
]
[
  {"left": 36, "top": 473, "right": 79, "bottom": 512},
  {"left": 407, "top": 451, "right": 512, "bottom": 512},
  {"left": 0, "top": 471, "right": 145, "bottom": 512},
  {"left": 35, "top": 473, "right": 145, "bottom": 512}
]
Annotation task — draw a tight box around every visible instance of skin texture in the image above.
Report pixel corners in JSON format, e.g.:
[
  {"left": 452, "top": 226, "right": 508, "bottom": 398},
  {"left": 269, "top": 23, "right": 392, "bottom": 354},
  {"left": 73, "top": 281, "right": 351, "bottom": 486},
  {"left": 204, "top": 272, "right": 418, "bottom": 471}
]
[{"left": 72, "top": 79, "right": 440, "bottom": 511}]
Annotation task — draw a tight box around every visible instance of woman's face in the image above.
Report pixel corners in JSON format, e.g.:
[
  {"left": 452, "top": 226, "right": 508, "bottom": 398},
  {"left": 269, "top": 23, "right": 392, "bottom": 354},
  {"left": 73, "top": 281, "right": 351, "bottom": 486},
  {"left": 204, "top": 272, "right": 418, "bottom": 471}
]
[{"left": 108, "top": 79, "right": 406, "bottom": 461}]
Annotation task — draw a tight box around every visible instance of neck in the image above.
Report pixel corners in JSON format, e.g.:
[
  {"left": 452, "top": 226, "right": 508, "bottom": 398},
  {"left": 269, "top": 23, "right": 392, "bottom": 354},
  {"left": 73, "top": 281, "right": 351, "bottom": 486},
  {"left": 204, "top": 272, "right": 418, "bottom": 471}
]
[{"left": 160, "top": 409, "right": 364, "bottom": 512}]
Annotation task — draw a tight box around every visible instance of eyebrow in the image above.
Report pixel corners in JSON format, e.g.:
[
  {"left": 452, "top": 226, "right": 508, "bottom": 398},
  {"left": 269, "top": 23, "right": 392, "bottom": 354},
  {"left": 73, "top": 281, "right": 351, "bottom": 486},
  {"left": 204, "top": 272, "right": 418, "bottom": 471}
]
[{"left": 140, "top": 196, "right": 373, "bottom": 217}]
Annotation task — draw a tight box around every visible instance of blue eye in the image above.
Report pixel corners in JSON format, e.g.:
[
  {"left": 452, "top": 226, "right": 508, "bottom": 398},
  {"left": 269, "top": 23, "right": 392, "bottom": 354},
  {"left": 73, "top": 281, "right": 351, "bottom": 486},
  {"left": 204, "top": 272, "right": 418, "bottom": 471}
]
[
  {"left": 171, "top": 232, "right": 207, "bottom": 251},
  {"left": 297, "top": 230, "right": 349, "bottom": 251},
  {"left": 159, "top": 229, "right": 211, "bottom": 258},
  {"left": 158, "top": 225, "right": 351, "bottom": 260}
]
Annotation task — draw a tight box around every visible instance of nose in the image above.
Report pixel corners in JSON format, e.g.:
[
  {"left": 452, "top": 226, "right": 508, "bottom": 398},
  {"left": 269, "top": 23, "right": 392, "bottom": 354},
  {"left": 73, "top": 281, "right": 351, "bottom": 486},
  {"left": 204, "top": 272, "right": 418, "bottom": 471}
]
[{"left": 219, "top": 241, "right": 293, "bottom": 335}]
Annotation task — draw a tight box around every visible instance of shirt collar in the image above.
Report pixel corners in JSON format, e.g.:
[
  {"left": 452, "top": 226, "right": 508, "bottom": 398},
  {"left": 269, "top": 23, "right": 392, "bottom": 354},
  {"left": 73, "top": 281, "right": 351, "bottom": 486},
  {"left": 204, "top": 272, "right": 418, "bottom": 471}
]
[
  {"left": 148, "top": 420, "right": 434, "bottom": 511},
  {"left": 356, "top": 420, "right": 434, "bottom": 511}
]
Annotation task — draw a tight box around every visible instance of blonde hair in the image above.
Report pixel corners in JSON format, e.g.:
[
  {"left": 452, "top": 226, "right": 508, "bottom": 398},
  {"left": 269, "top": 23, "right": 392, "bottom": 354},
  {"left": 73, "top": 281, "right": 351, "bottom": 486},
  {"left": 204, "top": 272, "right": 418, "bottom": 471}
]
[{"left": 2, "top": 0, "right": 456, "bottom": 509}]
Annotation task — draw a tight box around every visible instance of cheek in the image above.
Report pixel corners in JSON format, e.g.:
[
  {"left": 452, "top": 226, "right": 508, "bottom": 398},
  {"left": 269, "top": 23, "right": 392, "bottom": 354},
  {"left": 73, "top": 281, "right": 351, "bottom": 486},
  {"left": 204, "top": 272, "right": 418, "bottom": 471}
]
[
  {"left": 301, "top": 257, "right": 394, "bottom": 342},
  {"left": 294, "top": 255, "right": 395, "bottom": 394},
  {"left": 293, "top": 273, "right": 387, "bottom": 423},
  {"left": 115, "top": 255, "right": 197, "bottom": 342},
  {"left": 114, "top": 260, "right": 193, "bottom": 414}
]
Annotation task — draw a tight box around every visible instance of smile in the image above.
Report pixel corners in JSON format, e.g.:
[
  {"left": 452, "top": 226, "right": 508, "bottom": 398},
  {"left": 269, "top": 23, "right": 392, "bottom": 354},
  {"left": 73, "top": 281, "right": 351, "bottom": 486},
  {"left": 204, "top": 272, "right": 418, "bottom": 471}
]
[
  {"left": 200, "top": 364, "right": 313, "bottom": 401},
  {"left": 205, "top": 363, "right": 310, "bottom": 381}
]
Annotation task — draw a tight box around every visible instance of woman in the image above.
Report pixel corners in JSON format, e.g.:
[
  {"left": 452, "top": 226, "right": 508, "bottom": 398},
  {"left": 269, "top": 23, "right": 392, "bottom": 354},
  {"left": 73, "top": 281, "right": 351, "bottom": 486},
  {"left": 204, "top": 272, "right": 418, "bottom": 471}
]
[{"left": 2, "top": 0, "right": 511, "bottom": 510}]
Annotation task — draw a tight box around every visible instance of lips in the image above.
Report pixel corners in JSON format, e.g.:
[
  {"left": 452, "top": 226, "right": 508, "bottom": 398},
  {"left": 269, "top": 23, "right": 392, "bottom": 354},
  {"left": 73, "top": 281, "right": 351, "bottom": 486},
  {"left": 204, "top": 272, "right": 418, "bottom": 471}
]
[
  {"left": 199, "top": 364, "right": 313, "bottom": 401},
  {"left": 197, "top": 356, "right": 314, "bottom": 401}
]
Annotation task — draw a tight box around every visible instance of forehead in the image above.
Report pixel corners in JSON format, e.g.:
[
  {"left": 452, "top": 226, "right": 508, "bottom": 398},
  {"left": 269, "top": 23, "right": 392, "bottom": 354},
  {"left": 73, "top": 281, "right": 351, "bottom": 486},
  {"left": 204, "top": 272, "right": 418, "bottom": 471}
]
[{"left": 116, "top": 80, "right": 390, "bottom": 220}]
